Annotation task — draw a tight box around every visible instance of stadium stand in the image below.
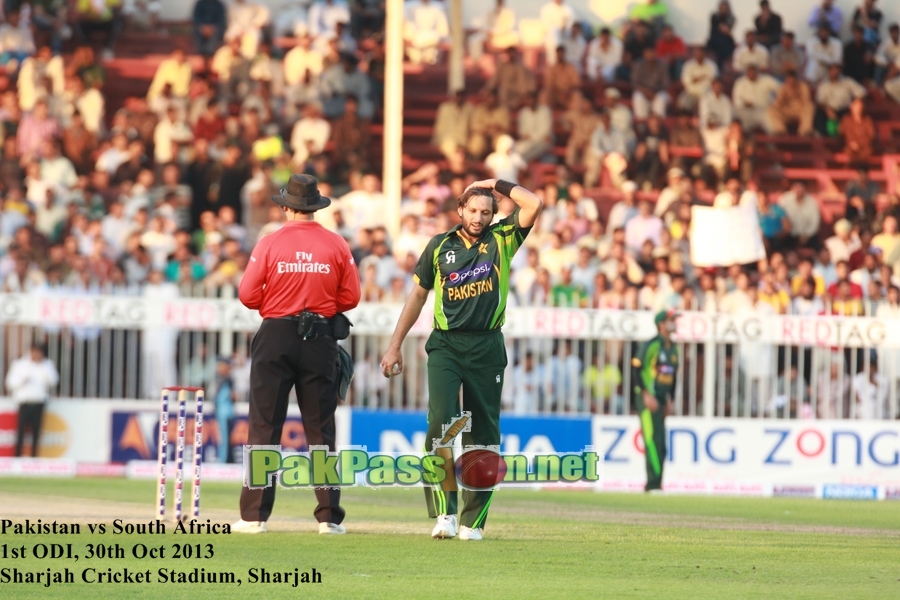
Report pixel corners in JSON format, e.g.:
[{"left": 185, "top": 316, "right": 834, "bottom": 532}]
[{"left": 1, "top": 0, "right": 900, "bottom": 418}]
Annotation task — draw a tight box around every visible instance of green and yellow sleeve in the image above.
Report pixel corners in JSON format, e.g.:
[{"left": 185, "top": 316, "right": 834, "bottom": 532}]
[
  {"left": 631, "top": 340, "right": 660, "bottom": 397},
  {"left": 413, "top": 236, "right": 442, "bottom": 290},
  {"left": 494, "top": 208, "right": 532, "bottom": 261}
]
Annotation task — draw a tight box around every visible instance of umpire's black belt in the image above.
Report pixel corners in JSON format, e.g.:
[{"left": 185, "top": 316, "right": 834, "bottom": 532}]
[{"left": 272, "top": 313, "right": 336, "bottom": 338}]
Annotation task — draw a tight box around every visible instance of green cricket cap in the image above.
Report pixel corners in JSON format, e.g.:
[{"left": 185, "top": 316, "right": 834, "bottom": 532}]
[{"left": 654, "top": 309, "right": 678, "bottom": 325}]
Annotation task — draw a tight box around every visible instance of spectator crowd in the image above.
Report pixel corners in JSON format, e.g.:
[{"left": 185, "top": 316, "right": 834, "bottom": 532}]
[{"left": 0, "top": 0, "right": 898, "bottom": 421}]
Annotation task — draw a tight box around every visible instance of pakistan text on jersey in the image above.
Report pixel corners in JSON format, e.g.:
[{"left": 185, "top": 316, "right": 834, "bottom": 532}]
[
  {"left": 276, "top": 262, "right": 332, "bottom": 274},
  {"left": 447, "top": 278, "right": 494, "bottom": 301}
]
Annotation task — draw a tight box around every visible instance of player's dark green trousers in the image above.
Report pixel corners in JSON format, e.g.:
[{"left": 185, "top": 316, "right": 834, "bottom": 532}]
[
  {"left": 423, "top": 329, "right": 506, "bottom": 529},
  {"left": 636, "top": 394, "right": 666, "bottom": 491}
]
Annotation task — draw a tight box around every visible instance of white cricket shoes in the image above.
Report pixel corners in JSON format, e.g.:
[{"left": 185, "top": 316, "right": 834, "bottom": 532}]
[
  {"left": 459, "top": 526, "right": 483, "bottom": 541},
  {"left": 431, "top": 514, "right": 458, "bottom": 539},
  {"left": 232, "top": 519, "right": 267, "bottom": 534},
  {"left": 318, "top": 522, "right": 346, "bottom": 535}
]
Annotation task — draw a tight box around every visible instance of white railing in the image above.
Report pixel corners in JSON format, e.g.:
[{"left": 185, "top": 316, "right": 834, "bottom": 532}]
[{"left": 0, "top": 286, "right": 898, "bottom": 420}]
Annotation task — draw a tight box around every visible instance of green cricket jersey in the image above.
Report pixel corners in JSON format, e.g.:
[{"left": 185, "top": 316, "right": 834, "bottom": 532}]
[
  {"left": 630, "top": 3, "right": 668, "bottom": 22},
  {"left": 632, "top": 336, "right": 679, "bottom": 399},
  {"left": 414, "top": 208, "right": 531, "bottom": 332}
]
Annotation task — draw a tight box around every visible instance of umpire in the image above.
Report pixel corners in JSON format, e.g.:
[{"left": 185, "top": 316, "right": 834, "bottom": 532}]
[
  {"left": 380, "top": 178, "right": 542, "bottom": 541},
  {"left": 632, "top": 309, "right": 680, "bottom": 492},
  {"left": 234, "top": 174, "right": 361, "bottom": 534}
]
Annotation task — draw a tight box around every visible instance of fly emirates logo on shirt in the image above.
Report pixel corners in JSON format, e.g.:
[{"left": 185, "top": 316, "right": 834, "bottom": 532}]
[{"left": 276, "top": 251, "right": 333, "bottom": 275}]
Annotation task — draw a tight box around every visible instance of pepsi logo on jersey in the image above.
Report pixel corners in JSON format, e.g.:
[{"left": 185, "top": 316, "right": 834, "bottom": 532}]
[{"left": 447, "top": 262, "right": 492, "bottom": 286}]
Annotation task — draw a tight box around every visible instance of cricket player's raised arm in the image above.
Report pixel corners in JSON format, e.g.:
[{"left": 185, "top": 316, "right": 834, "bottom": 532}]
[
  {"left": 380, "top": 284, "right": 429, "bottom": 378},
  {"left": 466, "top": 178, "right": 543, "bottom": 229},
  {"left": 506, "top": 183, "right": 543, "bottom": 229}
]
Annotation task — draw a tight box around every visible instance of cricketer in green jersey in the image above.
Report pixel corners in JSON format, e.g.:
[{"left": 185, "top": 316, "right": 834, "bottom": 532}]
[
  {"left": 632, "top": 309, "right": 679, "bottom": 492},
  {"left": 381, "top": 178, "right": 542, "bottom": 541}
]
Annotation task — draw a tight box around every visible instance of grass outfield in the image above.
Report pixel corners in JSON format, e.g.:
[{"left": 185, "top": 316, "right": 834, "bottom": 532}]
[{"left": 0, "top": 478, "right": 898, "bottom": 599}]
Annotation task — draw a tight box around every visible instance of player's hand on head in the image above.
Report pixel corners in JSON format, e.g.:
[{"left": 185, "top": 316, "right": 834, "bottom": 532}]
[
  {"left": 380, "top": 348, "right": 403, "bottom": 378},
  {"left": 465, "top": 179, "right": 498, "bottom": 193}
]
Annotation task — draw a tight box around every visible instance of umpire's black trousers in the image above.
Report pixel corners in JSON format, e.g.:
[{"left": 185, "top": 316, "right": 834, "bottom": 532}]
[
  {"left": 239, "top": 318, "right": 344, "bottom": 524},
  {"left": 15, "top": 401, "right": 46, "bottom": 457}
]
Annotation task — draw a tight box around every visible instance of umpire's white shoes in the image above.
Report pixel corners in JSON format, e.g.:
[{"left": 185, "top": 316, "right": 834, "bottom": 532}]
[
  {"left": 318, "top": 522, "right": 346, "bottom": 535},
  {"left": 431, "top": 514, "right": 458, "bottom": 539},
  {"left": 232, "top": 520, "right": 267, "bottom": 534},
  {"left": 459, "top": 526, "right": 483, "bottom": 541}
]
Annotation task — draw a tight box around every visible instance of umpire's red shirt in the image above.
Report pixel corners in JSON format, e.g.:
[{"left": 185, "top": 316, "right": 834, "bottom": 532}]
[{"left": 239, "top": 221, "right": 361, "bottom": 318}]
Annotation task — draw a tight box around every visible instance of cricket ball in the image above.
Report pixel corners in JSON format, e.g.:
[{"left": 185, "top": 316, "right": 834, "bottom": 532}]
[{"left": 455, "top": 449, "right": 507, "bottom": 489}]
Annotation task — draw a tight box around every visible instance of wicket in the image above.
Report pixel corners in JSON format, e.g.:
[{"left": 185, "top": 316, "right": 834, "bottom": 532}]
[{"left": 156, "top": 387, "right": 205, "bottom": 521}]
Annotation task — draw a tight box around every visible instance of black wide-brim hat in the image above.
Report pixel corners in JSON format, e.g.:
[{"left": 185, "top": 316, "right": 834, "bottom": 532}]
[{"left": 271, "top": 173, "right": 331, "bottom": 213}]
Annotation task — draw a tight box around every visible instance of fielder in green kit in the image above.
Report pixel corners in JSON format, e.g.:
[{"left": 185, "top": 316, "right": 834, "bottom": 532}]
[
  {"left": 632, "top": 309, "right": 679, "bottom": 492},
  {"left": 381, "top": 178, "right": 542, "bottom": 541}
]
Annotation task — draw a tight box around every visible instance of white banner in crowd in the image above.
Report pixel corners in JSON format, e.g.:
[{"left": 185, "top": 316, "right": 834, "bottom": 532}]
[
  {"left": 0, "top": 294, "right": 898, "bottom": 348},
  {"left": 690, "top": 205, "right": 767, "bottom": 268},
  {"left": 0, "top": 293, "right": 264, "bottom": 332}
]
